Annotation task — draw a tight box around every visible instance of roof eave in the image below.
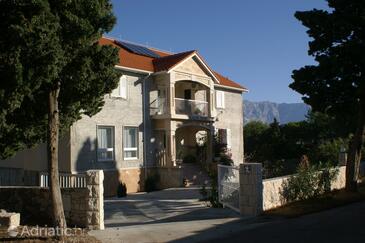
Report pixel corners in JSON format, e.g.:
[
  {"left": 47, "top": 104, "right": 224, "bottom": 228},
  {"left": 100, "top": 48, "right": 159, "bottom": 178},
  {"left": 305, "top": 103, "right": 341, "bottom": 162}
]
[
  {"left": 214, "top": 84, "right": 249, "bottom": 93},
  {"left": 115, "top": 65, "right": 153, "bottom": 75}
]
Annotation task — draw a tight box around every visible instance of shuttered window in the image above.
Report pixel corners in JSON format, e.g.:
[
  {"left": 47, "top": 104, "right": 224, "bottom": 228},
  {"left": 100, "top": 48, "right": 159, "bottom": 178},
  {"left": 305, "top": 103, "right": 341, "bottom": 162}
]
[
  {"left": 215, "top": 90, "right": 225, "bottom": 108},
  {"left": 111, "top": 75, "right": 127, "bottom": 99}
]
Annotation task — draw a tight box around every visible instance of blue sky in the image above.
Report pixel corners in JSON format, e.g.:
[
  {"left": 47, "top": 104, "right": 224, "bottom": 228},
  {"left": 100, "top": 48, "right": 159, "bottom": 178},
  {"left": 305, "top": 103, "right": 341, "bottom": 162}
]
[{"left": 109, "top": 0, "right": 329, "bottom": 103}]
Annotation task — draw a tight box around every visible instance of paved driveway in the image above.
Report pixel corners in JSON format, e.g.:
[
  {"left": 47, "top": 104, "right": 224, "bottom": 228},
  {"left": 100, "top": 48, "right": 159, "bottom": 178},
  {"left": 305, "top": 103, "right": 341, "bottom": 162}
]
[
  {"left": 90, "top": 187, "right": 241, "bottom": 242},
  {"left": 201, "top": 200, "right": 365, "bottom": 243}
]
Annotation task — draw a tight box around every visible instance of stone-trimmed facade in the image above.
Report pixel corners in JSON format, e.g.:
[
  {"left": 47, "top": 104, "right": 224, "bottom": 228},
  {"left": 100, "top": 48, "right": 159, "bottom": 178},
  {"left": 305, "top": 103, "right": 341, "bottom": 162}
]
[{"left": 0, "top": 37, "right": 247, "bottom": 196}]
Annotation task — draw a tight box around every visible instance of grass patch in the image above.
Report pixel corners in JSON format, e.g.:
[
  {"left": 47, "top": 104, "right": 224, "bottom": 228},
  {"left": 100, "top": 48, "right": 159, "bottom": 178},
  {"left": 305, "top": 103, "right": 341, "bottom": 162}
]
[{"left": 264, "top": 182, "right": 365, "bottom": 218}]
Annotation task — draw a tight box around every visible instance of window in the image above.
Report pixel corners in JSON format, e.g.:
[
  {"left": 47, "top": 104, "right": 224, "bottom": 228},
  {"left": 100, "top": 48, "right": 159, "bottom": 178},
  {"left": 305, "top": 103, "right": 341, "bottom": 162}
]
[
  {"left": 215, "top": 90, "right": 225, "bottom": 108},
  {"left": 111, "top": 75, "right": 127, "bottom": 99},
  {"left": 97, "top": 126, "right": 114, "bottom": 161},
  {"left": 123, "top": 127, "right": 139, "bottom": 160},
  {"left": 217, "top": 128, "right": 231, "bottom": 149}
]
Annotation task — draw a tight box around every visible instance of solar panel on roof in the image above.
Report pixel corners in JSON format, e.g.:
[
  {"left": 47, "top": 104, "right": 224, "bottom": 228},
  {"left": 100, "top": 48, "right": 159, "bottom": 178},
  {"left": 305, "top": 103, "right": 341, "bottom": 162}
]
[{"left": 115, "top": 40, "right": 160, "bottom": 58}]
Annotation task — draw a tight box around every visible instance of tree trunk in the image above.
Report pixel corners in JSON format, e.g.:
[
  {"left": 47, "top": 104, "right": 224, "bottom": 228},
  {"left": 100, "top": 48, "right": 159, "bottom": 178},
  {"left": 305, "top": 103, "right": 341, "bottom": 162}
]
[
  {"left": 47, "top": 83, "right": 66, "bottom": 228},
  {"left": 346, "top": 98, "right": 365, "bottom": 192}
]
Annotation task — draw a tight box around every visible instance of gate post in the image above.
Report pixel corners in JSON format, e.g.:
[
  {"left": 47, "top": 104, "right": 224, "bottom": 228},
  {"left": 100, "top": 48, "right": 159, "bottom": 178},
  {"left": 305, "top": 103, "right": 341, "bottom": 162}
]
[
  {"left": 239, "top": 163, "right": 263, "bottom": 216},
  {"left": 85, "top": 170, "right": 104, "bottom": 230}
]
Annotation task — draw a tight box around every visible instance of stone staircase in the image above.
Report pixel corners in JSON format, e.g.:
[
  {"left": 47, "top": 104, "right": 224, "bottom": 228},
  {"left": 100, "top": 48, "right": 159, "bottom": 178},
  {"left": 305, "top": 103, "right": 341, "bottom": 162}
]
[{"left": 181, "top": 163, "right": 211, "bottom": 187}]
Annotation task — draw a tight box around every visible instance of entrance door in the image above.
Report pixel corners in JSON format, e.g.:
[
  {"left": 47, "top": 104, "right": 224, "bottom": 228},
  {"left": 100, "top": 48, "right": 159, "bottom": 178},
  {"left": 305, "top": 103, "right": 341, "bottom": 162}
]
[
  {"left": 184, "top": 89, "right": 192, "bottom": 100},
  {"left": 184, "top": 89, "right": 192, "bottom": 114}
]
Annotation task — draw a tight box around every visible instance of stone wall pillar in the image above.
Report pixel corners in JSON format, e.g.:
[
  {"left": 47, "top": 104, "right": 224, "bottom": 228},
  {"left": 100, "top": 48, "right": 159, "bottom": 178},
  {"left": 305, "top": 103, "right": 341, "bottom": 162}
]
[
  {"left": 86, "top": 170, "right": 104, "bottom": 230},
  {"left": 239, "top": 163, "right": 263, "bottom": 216}
]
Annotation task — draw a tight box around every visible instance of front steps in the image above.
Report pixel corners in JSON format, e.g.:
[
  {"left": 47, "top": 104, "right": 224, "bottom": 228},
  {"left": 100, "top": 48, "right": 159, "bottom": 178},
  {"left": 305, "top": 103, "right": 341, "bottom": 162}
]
[{"left": 181, "top": 163, "right": 211, "bottom": 187}]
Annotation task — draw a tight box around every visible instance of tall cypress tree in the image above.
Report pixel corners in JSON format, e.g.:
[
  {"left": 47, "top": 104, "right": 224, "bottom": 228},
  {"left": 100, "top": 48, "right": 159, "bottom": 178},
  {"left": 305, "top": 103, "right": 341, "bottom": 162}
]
[
  {"left": 0, "top": 0, "right": 119, "bottom": 227},
  {"left": 291, "top": 0, "right": 365, "bottom": 191}
]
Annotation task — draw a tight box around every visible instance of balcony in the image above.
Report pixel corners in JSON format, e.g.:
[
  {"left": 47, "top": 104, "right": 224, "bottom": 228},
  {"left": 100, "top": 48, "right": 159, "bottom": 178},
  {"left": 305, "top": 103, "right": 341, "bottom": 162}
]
[
  {"left": 150, "top": 98, "right": 166, "bottom": 116},
  {"left": 175, "top": 98, "right": 208, "bottom": 117}
]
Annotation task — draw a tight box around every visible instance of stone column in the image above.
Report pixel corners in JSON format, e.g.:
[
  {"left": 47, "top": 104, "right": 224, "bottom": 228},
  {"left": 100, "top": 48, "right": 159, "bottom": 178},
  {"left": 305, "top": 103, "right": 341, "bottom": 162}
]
[
  {"left": 86, "top": 170, "right": 104, "bottom": 230},
  {"left": 167, "top": 130, "right": 176, "bottom": 167},
  {"left": 206, "top": 126, "right": 214, "bottom": 163},
  {"left": 239, "top": 163, "right": 263, "bottom": 216}
]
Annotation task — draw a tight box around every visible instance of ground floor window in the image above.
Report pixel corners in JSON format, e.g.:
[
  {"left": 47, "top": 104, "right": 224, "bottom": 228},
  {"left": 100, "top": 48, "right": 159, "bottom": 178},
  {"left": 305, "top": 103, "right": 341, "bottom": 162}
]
[
  {"left": 97, "top": 126, "right": 114, "bottom": 161},
  {"left": 123, "top": 127, "right": 139, "bottom": 160}
]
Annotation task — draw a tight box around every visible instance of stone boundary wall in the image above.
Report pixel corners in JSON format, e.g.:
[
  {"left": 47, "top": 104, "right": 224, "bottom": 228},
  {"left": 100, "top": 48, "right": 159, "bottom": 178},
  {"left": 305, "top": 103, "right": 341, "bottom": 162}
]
[
  {"left": 0, "top": 170, "right": 104, "bottom": 230},
  {"left": 262, "top": 166, "right": 346, "bottom": 211},
  {"left": 239, "top": 163, "right": 365, "bottom": 216}
]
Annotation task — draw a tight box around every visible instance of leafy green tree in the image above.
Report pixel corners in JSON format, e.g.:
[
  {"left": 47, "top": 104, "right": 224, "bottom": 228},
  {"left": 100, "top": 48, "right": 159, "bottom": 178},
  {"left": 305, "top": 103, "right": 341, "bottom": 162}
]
[
  {"left": 244, "top": 121, "right": 269, "bottom": 160},
  {"left": 312, "top": 138, "right": 348, "bottom": 165},
  {"left": 0, "top": 0, "right": 119, "bottom": 227},
  {"left": 260, "top": 119, "right": 285, "bottom": 161},
  {"left": 291, "top": 0, "right": 365, "bottom": 191}
]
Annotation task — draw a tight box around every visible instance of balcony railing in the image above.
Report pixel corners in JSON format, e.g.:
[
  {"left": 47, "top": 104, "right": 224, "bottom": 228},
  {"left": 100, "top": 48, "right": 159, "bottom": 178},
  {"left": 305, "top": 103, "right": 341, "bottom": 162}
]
[
  {"left": 150, "top": 98, "right": 167, "bottom": 116},
  {"left": 39, "top": 172, "right": 86, "bottom": 188},
  {"left": 175, "top": 98, "right": 208, "bottom": 117}
]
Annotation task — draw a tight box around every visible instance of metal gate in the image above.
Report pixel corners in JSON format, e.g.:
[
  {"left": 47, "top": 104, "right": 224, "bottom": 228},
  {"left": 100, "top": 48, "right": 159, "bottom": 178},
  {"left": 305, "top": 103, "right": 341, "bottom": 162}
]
[{"left": 217, "top": 164, "right": 240, "bottom": 212}]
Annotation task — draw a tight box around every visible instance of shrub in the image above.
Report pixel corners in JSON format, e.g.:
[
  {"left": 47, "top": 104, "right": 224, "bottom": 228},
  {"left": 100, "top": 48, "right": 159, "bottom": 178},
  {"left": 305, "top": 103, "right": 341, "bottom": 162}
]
[
  {"left": 310, "top": 138, "right": 348, "bottom": 165},
  {"left": 281, "top": 162, "right": 339, "bottom": 202},
  {"left": 144, "top": 173, "right": 160, "bottom": 192},
  {"left": 200, "top": 135, "right": 233, "bottom": 207},
  {"left": 199, "top": 184, "right": 208, "bottom": 201},
  {"left": 207, "top": 181, "right": 222, "bottom": 208},
  {"left": 117, "top": 183, "right": 127, "bottom": 197}
]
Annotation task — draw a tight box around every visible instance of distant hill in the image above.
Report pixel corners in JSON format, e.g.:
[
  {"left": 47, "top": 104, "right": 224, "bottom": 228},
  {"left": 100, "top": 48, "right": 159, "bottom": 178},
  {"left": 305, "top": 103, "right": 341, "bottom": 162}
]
[{"left": 243, "top": 100, "right": 310, "bottom": 124}]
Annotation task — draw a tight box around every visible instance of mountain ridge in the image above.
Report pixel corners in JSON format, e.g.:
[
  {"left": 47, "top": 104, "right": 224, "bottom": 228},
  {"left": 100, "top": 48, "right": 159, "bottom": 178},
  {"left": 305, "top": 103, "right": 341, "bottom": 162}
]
[{"left": 243, "top": 100, "right": 310, "bottom": 124}]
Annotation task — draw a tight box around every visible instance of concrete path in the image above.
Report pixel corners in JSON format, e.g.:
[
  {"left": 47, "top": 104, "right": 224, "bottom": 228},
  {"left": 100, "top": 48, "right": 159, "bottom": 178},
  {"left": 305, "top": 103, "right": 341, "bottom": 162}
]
[{"left": 89, "top": 187, "right": 241, "bottom": 242}]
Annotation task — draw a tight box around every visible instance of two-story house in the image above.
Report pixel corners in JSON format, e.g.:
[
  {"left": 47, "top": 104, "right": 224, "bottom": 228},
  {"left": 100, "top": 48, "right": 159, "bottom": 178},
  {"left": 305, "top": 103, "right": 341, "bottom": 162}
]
[{"left": 0, "top": 37, "right": 247, "bottom": 196}]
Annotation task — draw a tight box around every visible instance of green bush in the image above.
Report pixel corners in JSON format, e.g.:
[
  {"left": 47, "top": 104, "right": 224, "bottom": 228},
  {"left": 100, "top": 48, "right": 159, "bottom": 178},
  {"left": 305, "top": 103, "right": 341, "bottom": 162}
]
[
  {"left": 208, "top": 181, "right": 222, "bottom": 208},
  {"left": 199, "top": 184, "right": 208, "bottom": 201},
  {"left": 281, "top": 163, "right": 339, "bottom": 202},
  {"left": 117, "top": 183, "right": 127, "bottom": 197},
  {"left": 200, "top": 135, "right": 233, "bottom": 207},
  {"left": 310, "top": 138, "right": 348, "bottom": 165},
  {"left": 144, "top": 173, "right": 160, "bottom": 192}
]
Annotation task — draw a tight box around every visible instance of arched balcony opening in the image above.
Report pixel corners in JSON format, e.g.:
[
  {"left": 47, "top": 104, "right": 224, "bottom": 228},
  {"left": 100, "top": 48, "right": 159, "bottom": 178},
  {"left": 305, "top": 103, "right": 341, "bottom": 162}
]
[
  {"left": 174, "top": 80, "right": 210, "bottom": 117},
  {"left": 175, "top": 125, "right": 212, "bottom": 165}
]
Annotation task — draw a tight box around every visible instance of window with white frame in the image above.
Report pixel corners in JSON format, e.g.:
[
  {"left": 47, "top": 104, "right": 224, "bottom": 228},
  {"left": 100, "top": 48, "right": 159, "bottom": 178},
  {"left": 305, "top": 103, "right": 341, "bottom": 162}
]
[
  {"left": 111, "top": 75, "right": 127, "bottom": 99},
  {"left": 123, "top": 127, "right": 139, "bottom": 160},
  {"left": 215, "top": 90, "right": 225, "bottom": 108},
  {"left": 97, "top": 126, "right": 114, "bottom": 161}
]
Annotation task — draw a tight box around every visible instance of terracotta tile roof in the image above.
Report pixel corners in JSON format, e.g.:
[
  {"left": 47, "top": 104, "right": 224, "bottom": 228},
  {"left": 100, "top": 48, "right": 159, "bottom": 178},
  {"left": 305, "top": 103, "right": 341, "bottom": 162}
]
[
  {"left": 213, "top": 71, "right": 246, "bottom": 90},
  {"left": 99, "top": 37, "right": 155, "bottom": 72},
  {"left": 99, "top": 37, "right": 247, "bottom": 91},
  {"left": 153, "top": 50, "right": 196, "bottom": 72}
]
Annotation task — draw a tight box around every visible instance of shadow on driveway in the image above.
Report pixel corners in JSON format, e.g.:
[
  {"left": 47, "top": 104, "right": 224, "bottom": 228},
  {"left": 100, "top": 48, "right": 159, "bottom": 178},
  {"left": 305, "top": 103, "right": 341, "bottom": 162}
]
[{"left": 103, "top": 187, "right": 239, "bottom": 228}]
